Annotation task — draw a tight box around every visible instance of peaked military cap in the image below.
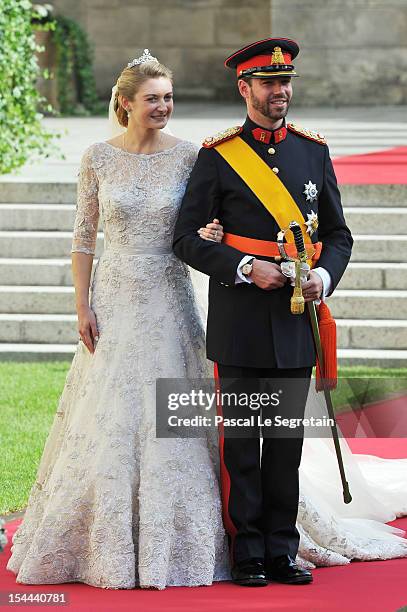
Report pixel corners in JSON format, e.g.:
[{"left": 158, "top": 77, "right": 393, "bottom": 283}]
[{"left": 225, "top": 37, "right": 299, "bottom": 79}]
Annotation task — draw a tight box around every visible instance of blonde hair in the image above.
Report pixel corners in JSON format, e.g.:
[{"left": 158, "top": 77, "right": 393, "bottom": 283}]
[{"left": 114, "top": 61, "right": 173, "bottom": 127}]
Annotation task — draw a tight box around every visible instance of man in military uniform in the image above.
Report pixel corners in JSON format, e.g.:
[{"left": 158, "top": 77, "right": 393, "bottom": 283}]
[{"left": 173, "top": 38, "right": 353, "bottom": 586}]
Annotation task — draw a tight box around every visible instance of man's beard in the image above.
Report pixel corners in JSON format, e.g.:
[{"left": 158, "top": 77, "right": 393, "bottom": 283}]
[{"left": 249, "top": 88, "right": 290, "bottom": 122}]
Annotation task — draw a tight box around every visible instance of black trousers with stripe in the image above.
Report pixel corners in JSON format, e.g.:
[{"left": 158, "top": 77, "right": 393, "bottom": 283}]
[{"left": 216, "top": 364, "right": 312, "bottom": 565}]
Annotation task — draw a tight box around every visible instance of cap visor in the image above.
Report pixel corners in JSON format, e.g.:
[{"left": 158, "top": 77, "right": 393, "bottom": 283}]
[{"left": 245, "top": 71, "right": 298, "bottom": 78}]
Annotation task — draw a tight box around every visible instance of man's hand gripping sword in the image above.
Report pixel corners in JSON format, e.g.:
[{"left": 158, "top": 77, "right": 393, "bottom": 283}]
[{"left": 284, "top": 221, "right": 352, "bottom": 504}]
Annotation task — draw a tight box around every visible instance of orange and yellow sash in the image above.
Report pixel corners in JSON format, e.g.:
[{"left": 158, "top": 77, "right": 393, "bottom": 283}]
[{"left": 214, "top": 136, "right": 315, "bottom": 264}]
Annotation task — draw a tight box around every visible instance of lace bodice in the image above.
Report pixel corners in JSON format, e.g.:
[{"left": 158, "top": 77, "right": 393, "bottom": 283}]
[{"left": 72, "top": 140, "right": 199, "bottom": 256}]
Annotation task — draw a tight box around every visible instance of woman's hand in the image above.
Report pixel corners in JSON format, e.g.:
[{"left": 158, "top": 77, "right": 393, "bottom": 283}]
[
  {"left": 77, "top": 304, "right": 99, "bottom": 354},
  {"left": 197, "top": 218, "right": 224, "bottom": 243}
]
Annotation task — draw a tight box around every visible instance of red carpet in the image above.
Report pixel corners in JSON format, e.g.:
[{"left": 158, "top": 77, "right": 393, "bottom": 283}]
[
  {"left": 348, "top": 437, "right": 407, "bottom": 459},
  {"left": 337, "top": 395, "right": 407, "bottom": 439},
  {"left": 333, "top": 146, "right": 407, "bottom": 184},
  {"left": 2, "top": 437, "right": 407, "bottom": 612}
]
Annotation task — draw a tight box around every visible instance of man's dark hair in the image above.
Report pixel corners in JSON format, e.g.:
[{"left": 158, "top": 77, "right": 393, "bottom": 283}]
[{"left": 238, "top": 76, "right": 253, "bottom": 87}]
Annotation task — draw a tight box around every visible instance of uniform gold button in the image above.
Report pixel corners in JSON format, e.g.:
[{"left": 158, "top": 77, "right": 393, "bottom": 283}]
[
  {"left": 268, "top": 147, "right": 276, "bottom": 154},
  {"left": 272, "top": 167, "right": 279, "bottom": 174}
]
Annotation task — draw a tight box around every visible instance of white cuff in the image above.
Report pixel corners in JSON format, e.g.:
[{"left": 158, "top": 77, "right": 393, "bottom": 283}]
[
  {"left": 313, "top": 267, "right": 332, "bottom": 300},
  {"left": 235, "top": 255, "right": 254, "bottom": 284}
]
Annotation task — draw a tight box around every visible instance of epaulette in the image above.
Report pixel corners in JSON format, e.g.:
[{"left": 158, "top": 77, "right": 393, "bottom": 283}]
[
  {"left": 202, "top": 126, "right": 243, "bottom": 148},
  {"left": 287, "top": 122, "right": 326, "bottom": 145}
]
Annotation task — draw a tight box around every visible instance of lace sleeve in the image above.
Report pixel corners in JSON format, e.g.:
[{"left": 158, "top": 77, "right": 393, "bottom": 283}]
[{"left": 71, "top": 146, "right": 100, "bottom": 255}]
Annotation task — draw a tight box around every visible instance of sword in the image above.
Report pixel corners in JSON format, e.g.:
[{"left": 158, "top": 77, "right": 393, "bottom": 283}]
[{"left": 289, "top": 221, "right": 352, "bottom": 504}]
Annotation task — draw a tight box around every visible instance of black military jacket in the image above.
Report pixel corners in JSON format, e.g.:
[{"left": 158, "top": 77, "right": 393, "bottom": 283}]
[{"left": 173, "top": 116, "right": 353, "bottom": 369}]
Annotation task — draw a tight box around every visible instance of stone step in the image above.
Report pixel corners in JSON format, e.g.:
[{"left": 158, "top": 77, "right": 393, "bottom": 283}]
[
  {"left": 339, "top": 263, "right": 407, "bottom": 290},
  {"left": 2, "top": 203, "right": 406, "bottom": 235},
  {"left": 0, "top": 182, "right": 76, "bottom": 204},
  {"left": 0, "top": 343, "right": 76, "bottom": 361},
  {"left": 1, "top": 258, "right": 406, "bottom": 290},
  {"left": 0, "top": 258, "right": 97, "bottom": 286},
  {"left": 0, "top": 231, "right": 104, "bottom": 258},
  {"left": 337, "top": 319, "right": 407, "bottom": 350},
  {"left": 343, "top": 207, "right": 407, "bottom": 235},
  {"left": 2, "top": 314, "right": 406, "bottom": 350},
  {"left": 339, "top": 184, "right": 407, "bottom": 207},
  {"left": 350, "top": 236, "right": 407, "bottom": 263},
  {"left": 0, "top": 343, "right": 405, "bottom": 366},
  {"left": 0, "top": 314, "right": 77, "bottom": 344},
  {"left": 0, "top": 286, "right": 76, "bottom": 314},
  {"left": 1, "top": 232, "right": 406, "bottom": 261},
  {"left": 0, "top": 204, "right": 76, "bottom": 231},
  {"left": 329, "top": 289, "right": 407, "bottom": 320},
  {"left": 337, "top": 349, "right": 407, "bottom": 368},
  {"left": 1, "top": 286, "right": 406, "bottom": 322},
  {"left": 0, "top": 182, "right": 406, "bottom": 208},
  {"left": 0, "top": 258, "right": 78, "bottom": 286}
]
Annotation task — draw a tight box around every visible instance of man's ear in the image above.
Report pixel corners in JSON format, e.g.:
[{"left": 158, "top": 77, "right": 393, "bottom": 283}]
[{"left": 237, "top": 79, "right": 250, "bottom": 101}]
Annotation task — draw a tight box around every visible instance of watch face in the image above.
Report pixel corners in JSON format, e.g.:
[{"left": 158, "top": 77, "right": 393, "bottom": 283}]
[{"left": 243, "top": 263, "right": 252, "bottom": 275}]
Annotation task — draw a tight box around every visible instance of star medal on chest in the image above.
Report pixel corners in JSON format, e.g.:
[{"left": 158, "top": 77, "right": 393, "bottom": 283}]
[
  {"left": 303, "top": 180, "right": 318, "bottom": 203},
  {"left": 305, "top": 210, "right": 318, "bottom": 235}
]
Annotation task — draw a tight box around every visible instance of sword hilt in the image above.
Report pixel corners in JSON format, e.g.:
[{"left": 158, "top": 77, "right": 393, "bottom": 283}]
[
  {"left": 289, "top": 221, "right": 307, "bottom": 263},
  {"left": 288, "top": 222, "right": 307, "bottom": 315}
]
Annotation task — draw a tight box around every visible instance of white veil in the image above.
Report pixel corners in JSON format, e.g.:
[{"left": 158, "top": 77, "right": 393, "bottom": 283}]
[{"left": 108, "top": 85, "right": 125, "bottom": 138}]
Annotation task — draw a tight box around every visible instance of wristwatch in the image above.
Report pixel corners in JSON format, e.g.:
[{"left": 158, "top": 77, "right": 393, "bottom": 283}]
[{"left": 242, "top": 257, "right": 255, "bottom": 277}]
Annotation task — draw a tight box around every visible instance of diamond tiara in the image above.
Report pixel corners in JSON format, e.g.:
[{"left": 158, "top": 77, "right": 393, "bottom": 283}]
[{"left": 127, "top": 49, "right": 158, "bottom": 69}]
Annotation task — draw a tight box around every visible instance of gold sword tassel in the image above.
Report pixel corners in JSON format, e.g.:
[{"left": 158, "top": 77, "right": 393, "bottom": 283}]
[{"left": 291, "top": 259, "right": 305, "bottom": 315}]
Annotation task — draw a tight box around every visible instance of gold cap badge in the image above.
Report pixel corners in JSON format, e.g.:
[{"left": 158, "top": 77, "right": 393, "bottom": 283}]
[{"left": 271, "top": 46, "right": 286, "bottom": 65}]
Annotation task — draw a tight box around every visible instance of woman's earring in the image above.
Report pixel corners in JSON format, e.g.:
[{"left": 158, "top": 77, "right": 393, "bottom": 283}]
[{"left": 126, "top": 108, "right": 132, "bottom": 117}]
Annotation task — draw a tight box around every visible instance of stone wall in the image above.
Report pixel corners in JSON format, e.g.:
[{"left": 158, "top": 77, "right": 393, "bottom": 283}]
[
  {"left": 51, "top": 0, "right": 407, "bottom": 104},
  {"left": 271, "top": 0, "right": 407, "bottom": 105},
  {"left": 51, "top": 0, "right": 272, "bottom": 101}
]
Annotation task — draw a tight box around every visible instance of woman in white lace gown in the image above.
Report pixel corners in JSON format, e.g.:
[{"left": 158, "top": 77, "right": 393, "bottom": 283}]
[
  {"left": 7, "top": 56, "right": 230, "bottom": 590},
  {"left": 6, "top": 54, "right": 407, "bottom": 590}
]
